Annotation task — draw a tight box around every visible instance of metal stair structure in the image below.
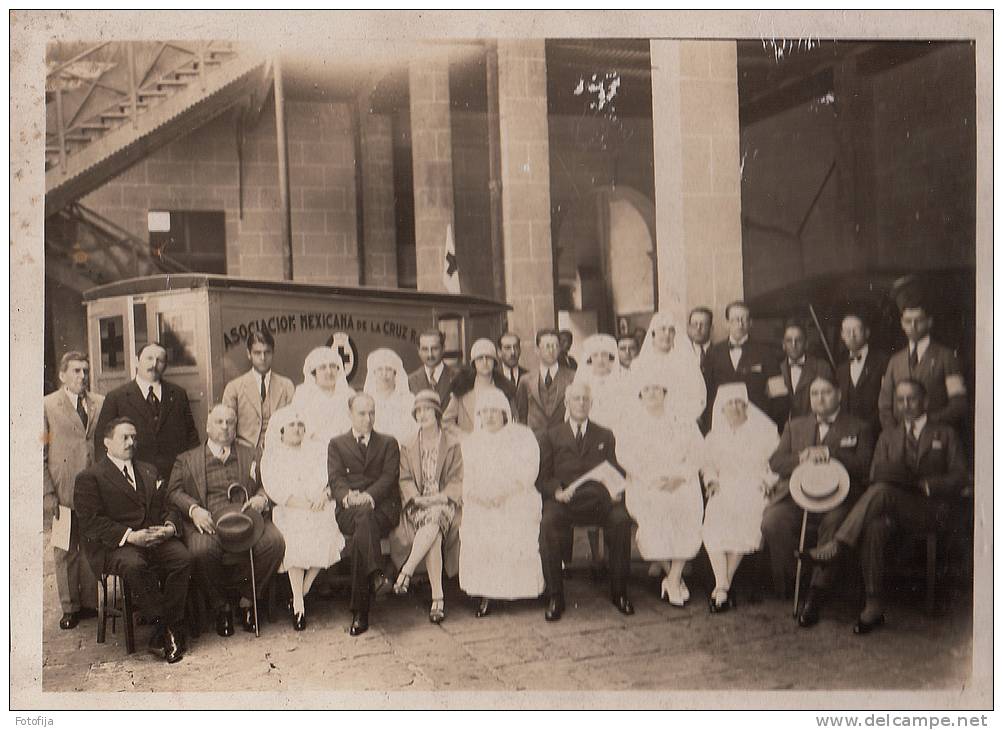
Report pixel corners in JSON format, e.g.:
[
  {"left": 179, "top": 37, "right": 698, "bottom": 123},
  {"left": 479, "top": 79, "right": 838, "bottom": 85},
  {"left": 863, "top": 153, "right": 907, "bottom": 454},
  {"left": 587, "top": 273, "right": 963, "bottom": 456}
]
[{"left": 46, "top": 41, "right": 270, "bottom": 217}]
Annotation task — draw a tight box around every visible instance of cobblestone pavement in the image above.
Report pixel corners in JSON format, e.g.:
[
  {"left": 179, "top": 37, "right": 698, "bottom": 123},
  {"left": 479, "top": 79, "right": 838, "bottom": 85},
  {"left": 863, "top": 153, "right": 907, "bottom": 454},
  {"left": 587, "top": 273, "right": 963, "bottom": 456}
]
[{"left": 41, "top": 548, "right": 972, "bottom": 696}]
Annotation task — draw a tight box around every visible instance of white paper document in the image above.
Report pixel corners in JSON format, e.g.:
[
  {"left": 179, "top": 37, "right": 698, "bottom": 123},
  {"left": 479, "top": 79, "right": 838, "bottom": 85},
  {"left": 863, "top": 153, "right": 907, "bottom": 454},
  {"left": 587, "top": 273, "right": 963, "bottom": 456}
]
[
  {"left": 51, "top": 505, "right": 72, "bottom": 551},
  {"left": 565, "top": 460, "right": 628, "bottom": 500}
]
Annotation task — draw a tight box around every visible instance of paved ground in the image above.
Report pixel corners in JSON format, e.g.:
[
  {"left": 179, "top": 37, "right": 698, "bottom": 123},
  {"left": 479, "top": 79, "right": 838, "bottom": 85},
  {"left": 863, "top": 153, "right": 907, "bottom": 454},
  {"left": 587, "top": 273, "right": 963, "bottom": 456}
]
[{"left": 41, "top": 547, "right": 972, "bottom": 694}]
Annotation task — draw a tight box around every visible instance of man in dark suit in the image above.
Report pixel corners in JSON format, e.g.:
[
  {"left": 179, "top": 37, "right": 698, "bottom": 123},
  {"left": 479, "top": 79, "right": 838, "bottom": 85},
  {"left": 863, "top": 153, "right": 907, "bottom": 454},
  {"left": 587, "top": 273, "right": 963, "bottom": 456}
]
[
  {"left": 167, "top": 404, "right": 284, "bottom": 637},
  {"left": 557, "top": 329, "right": 578, "bottom": 371},
  {"left": 835, "top": 313, "right": 889, "bottom": 436},
  {"left": 761, "top": 374, "right": 874, "bottom": 626},
  {"left": 703, "top": 301, "right": 784, "bottom": 427},
  {"left": 94, "top": 342, "right": 200, "bottom": 481},
  {"left": 809, "top": 379, "right": 967, "bottom": 633},
  {"left": 328, "top": 392, "right": 401, "bottom": 636},
  {"left": 685, "top": 306, "right": 713, "bottom": 373},
  {"left": 74, "top": 417, "right": 192, "bottom": 663},
  {"left": 44, "top": 351, "right": 104, "bottom": 629},
  {"left": 877, "top": 299, "right": 968, "bottom": 433},
  {"left": 516, "top": 328, "right": 576, "bottom": 439},
  {"left": 497, "top": 332, "right": 528, "bottom": 387},
  {"left": 778, "top": 322, "right": 834, "bottom": 423},
  {"left": 536, "top": 382, "right": 634, "bottom": 621},
  {"left": 407, "top": 329, "right": 459, "bottom": 411}
]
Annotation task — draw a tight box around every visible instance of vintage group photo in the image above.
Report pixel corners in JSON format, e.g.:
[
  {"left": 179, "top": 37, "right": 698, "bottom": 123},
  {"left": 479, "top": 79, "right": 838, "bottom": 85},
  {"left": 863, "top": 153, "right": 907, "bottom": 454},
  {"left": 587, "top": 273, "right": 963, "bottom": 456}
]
[{"left": 11, "top": 10, "right": 991, "bottom": 709}]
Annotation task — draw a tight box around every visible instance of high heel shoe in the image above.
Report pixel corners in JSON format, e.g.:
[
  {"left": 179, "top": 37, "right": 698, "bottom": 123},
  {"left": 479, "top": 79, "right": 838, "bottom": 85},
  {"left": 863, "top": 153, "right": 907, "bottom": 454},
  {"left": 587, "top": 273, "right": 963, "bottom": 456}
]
[
  {"left": 293, "top": 612, "right": 307, "bottom": 631},
  {"left": 660, "top": 578, "right": 686, "bottom": 608},
  {"left": 429, "top": 599, "right": 446, "bottom": 624},
  {"left": 393, "top": 572, "right": 411, "bottom": 595},
  {"left": 474, "top": 598, "right": 491, "bottom": 618},
  {"left": 709, "top": 588, "right": 731, "bottom": 614},
  {"left": 679, "top": 579, "right": 690, "bottom": 603}
]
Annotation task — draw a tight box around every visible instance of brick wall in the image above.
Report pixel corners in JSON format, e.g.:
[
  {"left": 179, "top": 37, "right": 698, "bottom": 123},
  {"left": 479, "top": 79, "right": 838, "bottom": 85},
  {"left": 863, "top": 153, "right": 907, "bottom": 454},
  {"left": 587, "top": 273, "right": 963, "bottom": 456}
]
[
  {"left": 360, "top": 113, "right": 398, "bottom": 288},
  {"left": 81, "top": 99, "right": 359, "bottom": 284},
  {"left": 450, "top": 110, "right": 494, "bottom": 297}
]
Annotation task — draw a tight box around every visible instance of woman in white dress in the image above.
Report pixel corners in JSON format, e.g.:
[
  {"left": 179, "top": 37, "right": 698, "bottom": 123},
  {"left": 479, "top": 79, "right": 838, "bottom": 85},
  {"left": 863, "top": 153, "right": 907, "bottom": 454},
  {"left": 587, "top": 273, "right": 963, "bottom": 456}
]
[
  {"left": 616, "top": 360, "right": 706, "bottom": 607},
  {"left": 291, "top": 346, "right": 355, "bottom": 448},
  {"left": 701, "top": 382, "right": 779, "bottom": 612},
  {"left": 632, "top": 310, "right": 707, "bottom": 424},
  {"left": 443, "top": 338, "right": 518, "bottom": 439},
  {"left": 260, "top": 405, "right": 346, "bottom": 631},
  {"left": 363, "top": 348, "right": 417, "bottom": 446},
  {"left": 571, "top": 333, "right": 626, "bottom": 432},
  {"left": 459, "top": 387, "right": 544, "bottom": 617}
]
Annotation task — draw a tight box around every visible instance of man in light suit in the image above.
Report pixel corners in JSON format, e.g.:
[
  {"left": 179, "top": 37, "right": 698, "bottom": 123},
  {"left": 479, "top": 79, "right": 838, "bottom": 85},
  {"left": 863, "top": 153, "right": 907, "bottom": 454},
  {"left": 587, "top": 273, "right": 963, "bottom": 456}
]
[
  {"left": 536, "top": 382, "right": 634, "bottom": 621},
  {"left": 877, "top": 299, "right": 968, "bottom": 433},
  {"left": 808, "top": 379, "right": 967, "bottom": 634},
  {"left": 43, "top": 351, "right": 104, "bottom": 629},
  {"left": 497, "top": 332, "right": 528, "bottom": 387},
  {"left": 221, "top": 330, "right": 295, "bottom": 452},
  {"left": 327, "top": 392, "right": 401, "bottom": 636},
  {"left": 167, "top": 404, "right": 284, "bottom": 637},
  {"left": 75, "top": 417, "right": 191, "bottom": 663},
  {"left": 407, "top": 329, "right": 459, "bottom": 411},
  {"left": 703, "top": 301, "right": 784, "bottom": 427},
  {"left": 761, "top": 374, "right": 874, "bottom": 626},
  {"left": 94, "top": 342, "right": 200, "bottom": 481},
  {"left": 778, "top": 322, "right": 834, "bottom": 423},
  {"left": 835, "top": 313, "right": 889, "bottom": 436},
  {"left": 516, "top": 328, "right": 575, "bottom": 439}
]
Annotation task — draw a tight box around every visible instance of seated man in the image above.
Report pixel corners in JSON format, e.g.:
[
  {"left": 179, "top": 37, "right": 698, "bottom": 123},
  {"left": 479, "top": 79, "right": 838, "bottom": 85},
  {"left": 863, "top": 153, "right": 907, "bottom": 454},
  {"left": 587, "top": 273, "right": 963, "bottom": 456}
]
[
  {"left": 328, "top": 392, "right": 401, "bottom": 636},
  {"left": 809, "top": 379, "right": 967, "bottom": 634},
  {"left": 74, "top": 417, "right": 192, "bottom": 663},
  {"left": 536, "top": 382, "right": 634, "bottom": 621},
  {"left": 761, "top": 375, "right": 873, "bottom": 626},
  {"left": 167, "top": 404, "right": 284, "bottom": 637}
]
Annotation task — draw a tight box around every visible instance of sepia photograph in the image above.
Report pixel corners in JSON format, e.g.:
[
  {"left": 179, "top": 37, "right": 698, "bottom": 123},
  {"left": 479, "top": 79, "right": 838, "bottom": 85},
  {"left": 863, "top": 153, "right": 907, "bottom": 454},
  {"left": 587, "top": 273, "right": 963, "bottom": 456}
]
[{"left": 9, "top": 9, "right": 992, "bottom": 712}]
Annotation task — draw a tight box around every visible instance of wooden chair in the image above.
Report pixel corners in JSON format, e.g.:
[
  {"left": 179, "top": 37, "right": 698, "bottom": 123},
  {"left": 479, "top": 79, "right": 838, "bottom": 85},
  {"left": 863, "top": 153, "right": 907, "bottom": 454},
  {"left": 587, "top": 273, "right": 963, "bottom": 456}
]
[{"left": 97, "top": 573, "right": 135, "bottom": 654}]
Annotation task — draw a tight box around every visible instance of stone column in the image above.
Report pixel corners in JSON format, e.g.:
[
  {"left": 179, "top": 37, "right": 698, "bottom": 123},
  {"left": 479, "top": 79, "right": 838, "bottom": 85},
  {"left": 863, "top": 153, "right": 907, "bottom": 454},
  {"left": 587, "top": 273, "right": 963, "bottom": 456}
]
[
  {"left": 408, "top": 56, "right": 455, "bottom": 292},
  {"left": 650, "top": 40, "right": 744, "bottom": 339},
  {"left": 360, "top": 113, "right": 398, "bottom": 288},
  {"left": 496, "top": 39, "right": 556, "bottom": 360}
]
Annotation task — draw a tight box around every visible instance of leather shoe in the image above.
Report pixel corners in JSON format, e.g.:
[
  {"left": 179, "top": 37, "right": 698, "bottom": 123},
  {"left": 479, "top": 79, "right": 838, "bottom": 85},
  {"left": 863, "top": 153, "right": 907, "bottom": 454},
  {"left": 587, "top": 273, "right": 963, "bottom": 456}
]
[
  {"left": 163, "top": 626, "right": 184, "bottom": 664},
  {"left": 798, "top": 596, "right": 821, "bottom": 628},
  {"left": 474, "top": 598, "right": 491, "bottom": 618},
  {"left": 544, "top": 597, "right": 564, "bottom": 622},
  {"left": 147, "top": 627, "right": 165, "bottom": 654},
  {"left": 349, "top": 611, "right": 369, "bottom": 636},
  {"left": 58, "top": 612, "right": 79, "bottom": 630},
  {"left": 371, "top": 571, "right": 392, "bottom": 599},
  {"left": 293, "top": 612, "right": 307, "bottom": 631},
  {"left": 241, "top": 605, "right": 257, "bottom": 633},
  {"left": 216, "top": 608, "right": 234, "bottom": 637},
  {"left": 612, "top": 595, "right": 635, "bottom": 616},
  {"left": 853, "top": 613, "right": 886, "bottom": 635}
]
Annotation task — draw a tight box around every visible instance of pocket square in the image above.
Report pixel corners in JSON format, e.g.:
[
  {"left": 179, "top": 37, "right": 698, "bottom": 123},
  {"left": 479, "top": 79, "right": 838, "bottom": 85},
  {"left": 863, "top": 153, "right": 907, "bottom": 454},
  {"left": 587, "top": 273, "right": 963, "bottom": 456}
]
[
  {"left": 932, "top": 440, "right": 943, "bottom": 450},
  {"left": 750, "top": 364, "right": 763, "bottom": 373},
  {"left": 155, "top": 479, "right": 164, "bottom": 490},
  {"left": 598, "top": 443, "right": 605, "bottom": 451},
  {"left": 840, "top": 436, "right": 858, "bottom": 447}
]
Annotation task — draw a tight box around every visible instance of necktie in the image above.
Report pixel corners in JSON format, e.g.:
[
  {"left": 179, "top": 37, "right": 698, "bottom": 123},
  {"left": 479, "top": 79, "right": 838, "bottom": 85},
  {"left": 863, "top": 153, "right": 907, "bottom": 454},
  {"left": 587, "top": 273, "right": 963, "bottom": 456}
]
[
  {"left": 510, "top": 368, "right": 517, "bottom": 385},
  {"left": 260, "top": 376, "right": 267, "bottom": 402},
  {"left": 908, "top": 346, "right": 919, "bottom": 373},
  {"left": 123, "top": 464, "right": 134, "bottom": 488},
  {"left": 729, "top": 342, "right": 743, "bottom": 350},
  {"left": 147, "top": 385, "right": 160, "bottom": 418},
  {"left": 575, "top": 425, "right": 584, "bottom": 450},
  {"left": 545, "top": 370, "right": 553, "bottom": 388},
  {"left": 357, "top": 435, "right": 368, "bottom": 458},
  {"left": 76, "top": 394, "right": 88, "bottom": 428},
  {"left": 428, "top": 371, "right": 437, "bottom": 389},
  {"left": 816, "top": 420, "right": 830, "bottom": 444},
  {"left": 851, "top": 354, "right": 863, "bottom": 363},
  {"left": 218, "top": 447, "right": 229, "bottom": 464}
]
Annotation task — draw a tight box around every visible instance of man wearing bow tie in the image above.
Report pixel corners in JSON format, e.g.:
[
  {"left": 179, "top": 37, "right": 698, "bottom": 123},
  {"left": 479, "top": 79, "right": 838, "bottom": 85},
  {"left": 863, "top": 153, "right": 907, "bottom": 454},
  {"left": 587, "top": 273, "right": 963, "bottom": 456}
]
[
  {"left": 877, "top": 299, "right": 968, "bottom": 433},
  {"left": 703, "top": 302, "right": 784, "bottom": 426},
  {"left": 760, "top": 375, "right": 873, "bottom": 625},
  {"left": 836, "top": 314, "right": 889, "bottom": 436},
  {"left": 75, "top": 417, "right": 192, "bottom": 663},
  {"left": 497, "top": 332, "right": 528, "bottom": 386},
  {"left": 93, "top": 342, "right": 200, "bottom": 482},
  {"left": 43, "top": 351, "right": 104, "bottom": 630},
  {"left": 808, "top": 379, "right": 966, "bottom": 634},
  {"left": 778, "top": 322, "right": 834, "bottom": 423}
]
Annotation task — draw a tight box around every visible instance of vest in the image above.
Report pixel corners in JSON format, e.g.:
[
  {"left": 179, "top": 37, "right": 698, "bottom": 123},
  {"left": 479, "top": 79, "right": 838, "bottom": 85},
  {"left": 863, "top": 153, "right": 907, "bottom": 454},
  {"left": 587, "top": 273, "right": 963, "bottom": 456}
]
[{"left": 205, "top": 447, "right": 242, "bottom": 514}]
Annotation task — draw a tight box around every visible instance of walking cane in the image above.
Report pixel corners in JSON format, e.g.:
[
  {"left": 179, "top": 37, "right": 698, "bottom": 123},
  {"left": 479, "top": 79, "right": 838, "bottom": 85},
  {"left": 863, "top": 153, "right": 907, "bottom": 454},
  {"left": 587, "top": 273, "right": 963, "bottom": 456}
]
[
  {"left": 248, "top": 543, "right": 260, "bottom": 638},
  {"left": 793, "top": 509, "right": 809, "bottom": 618}
]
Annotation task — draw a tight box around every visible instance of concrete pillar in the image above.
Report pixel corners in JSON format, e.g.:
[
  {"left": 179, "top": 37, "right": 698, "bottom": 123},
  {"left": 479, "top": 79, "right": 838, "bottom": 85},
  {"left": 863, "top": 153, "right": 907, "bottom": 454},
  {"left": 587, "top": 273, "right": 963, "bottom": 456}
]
[
  {"left": 496, "top": 39, "right": 556, "bottom": 359},
  {"left": 359, "top": 113, "right": 398, "bottom": 288},
  {"left": 408, "top": 56, "right": 455, "bottom": 292},
  {"left": 650, "top": 40, "right": 744, "bottom": 339}
]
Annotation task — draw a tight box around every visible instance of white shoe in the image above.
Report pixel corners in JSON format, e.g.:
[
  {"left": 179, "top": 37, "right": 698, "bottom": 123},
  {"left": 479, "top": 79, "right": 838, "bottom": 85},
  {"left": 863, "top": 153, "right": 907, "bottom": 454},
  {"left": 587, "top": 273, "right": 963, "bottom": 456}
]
[
  {"left": 679, "top": 579, "right": 690, "bottom": 603},
  {"left": 660, "top": 577, "right": 686, "bottom": 607}
]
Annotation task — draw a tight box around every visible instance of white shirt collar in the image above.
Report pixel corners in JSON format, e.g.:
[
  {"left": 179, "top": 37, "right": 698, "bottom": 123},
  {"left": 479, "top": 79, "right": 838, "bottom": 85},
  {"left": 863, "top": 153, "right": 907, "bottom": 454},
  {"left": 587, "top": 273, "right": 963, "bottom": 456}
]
[
  {"left": 729, "top": 335, "right": 749, "bottom": 347},
  {"left": 911, "top": 336, "right": 931, "bottom": 361},
  {"left": 850, "top": 344, "right": 869, "bottom": 362},
  {"left": 64, "top": 387, "right": 87, "bottom": 410},
  {"left": 106, "top": 453, "right": 135, "bottom": 483},
  {"left": 788, "top": 356, "right": 806, "bottom": 367},
  {"left": 426, "top": 362, "right": 445, "bottom": 383},
  {"left": 689, "top": 338, "right": 708, "bottom": 354},
  {"left": 817, "top": 408, "right": 840, "bottom": 425},
  {"left": 135, "top": 376, "right": 161, "bottom": 398},
  {"left": 352, "top": 429, "right": 371, "bottom": 444},
  {"left": 539, "top": 363, "right": 559, "bottom": 380},
  {"left": 207, "top": 440, "right": 232, "bottom": 461},
  {"left": 569, "top": 418, "right": 588, "bottom": 436},
  {"left": 907, "top": 414, "right": 928, "bottom": 438},
  {"left": 254, "top": 369, "right": 272, "bottom": 387}
]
